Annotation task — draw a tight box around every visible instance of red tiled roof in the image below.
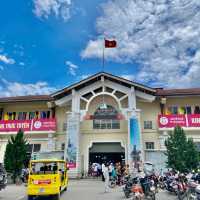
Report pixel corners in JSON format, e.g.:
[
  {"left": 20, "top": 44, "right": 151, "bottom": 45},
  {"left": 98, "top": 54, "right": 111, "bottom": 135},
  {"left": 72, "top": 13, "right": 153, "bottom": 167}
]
[
  {"left": 0, "top": 95, "right": 53, "bottom": 103},
  {"left": 156, "top": 88, "right": 200, "bottom": 96}
]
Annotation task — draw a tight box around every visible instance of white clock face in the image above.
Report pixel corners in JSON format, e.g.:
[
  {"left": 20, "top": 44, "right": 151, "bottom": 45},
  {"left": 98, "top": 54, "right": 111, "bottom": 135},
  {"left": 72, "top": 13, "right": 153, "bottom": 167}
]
[
  {"left": 34, "top": 121, "right": 42, "bottom": 129},
  {"left": 160, "top": 117, "right": 168, "bottom": 125}
]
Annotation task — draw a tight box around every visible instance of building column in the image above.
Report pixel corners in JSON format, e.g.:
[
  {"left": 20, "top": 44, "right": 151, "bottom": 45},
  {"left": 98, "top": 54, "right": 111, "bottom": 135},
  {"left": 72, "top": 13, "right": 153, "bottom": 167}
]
[
  {"left": 65, "top": 89, "right": 81, "bottom": 178},
  {"left": 127, "top": 86, "right": 143, "bottom": 172}
]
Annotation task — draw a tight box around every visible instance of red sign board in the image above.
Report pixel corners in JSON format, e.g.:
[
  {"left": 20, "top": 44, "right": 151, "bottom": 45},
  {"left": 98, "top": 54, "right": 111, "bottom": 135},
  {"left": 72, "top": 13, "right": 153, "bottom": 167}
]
[
  {"left": 188, "top": 115, "right": 200, "bottom": 127},
  {"left": 0, "top": 118, "right": 56, "bottom": 132},
  {"left": 67, "top": 162, "right": 76, "bottom": 169},
  {"left": 158, "top": 114, "right": 200, "bottom": 128},
  {"left": 158, "top": 115, "right": 186, "bottom": 128}
]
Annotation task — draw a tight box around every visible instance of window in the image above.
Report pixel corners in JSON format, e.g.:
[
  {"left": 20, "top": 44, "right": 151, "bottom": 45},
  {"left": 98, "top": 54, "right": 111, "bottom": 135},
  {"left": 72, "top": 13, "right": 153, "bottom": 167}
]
[
  {"left": 18, "top": 112, "right": 27, "bottom": 120},
  {"left": 144, "top": 121, "right": 153, "bottom": 129},
  {"left": 178, "top": 107, "right": 186, "bottom": 114},
  {"left": 27, "top": 144, "right": 41, "bottom": 153},
  {"left": 145, "top": 142, "right": 154, "bottom": 150},
  {"left": 0, "top": 108, "right": 3, "bottom": 120},
  {"left": 194, "top": 106, "right": 200, "bottom": 114},
  {"left": 186, "top": 106, "right": 192, "bottom": 114},
  {"left": 29, "top": 112, "right": 35, "bottom": 120},
  {"left": 6, "top": 112, "right": 16, "bottom": 120},
  {"left": 40, "top": 111, "right": 51, "bottom": 119},
  {"left": 63, "top": 122, "right": 67, "bottom": 131},
  {"left": 93, "top": 105, "right": 120, "bottom": 129},
  {"left": 61, "top": 143, "right": 65, "bottom": 150}
]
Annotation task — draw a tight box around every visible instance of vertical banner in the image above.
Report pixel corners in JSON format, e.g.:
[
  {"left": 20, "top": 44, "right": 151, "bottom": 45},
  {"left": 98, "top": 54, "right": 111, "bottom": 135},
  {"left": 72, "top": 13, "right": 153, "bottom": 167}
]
[
  {"left": 130, "top": 117, "right": 141, "bottom": 151},
  {"left": 66, "top": 113, "right": 79, "bottom": 169},
  {"left": 130, "top": 117, "right": 142, "bottom": 171}
]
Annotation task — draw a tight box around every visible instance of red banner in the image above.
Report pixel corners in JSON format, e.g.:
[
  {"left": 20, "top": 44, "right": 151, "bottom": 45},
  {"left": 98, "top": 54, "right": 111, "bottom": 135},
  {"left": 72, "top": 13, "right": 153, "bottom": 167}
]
[
  {"left": 0, "top": 118, "right": 56, "bottom": 132},
  {"left": 67, "top": 162, "right": 76, "bottom": 169},
  {"left": 158, "top": 114, "right": 200, "bottom": 128},
  {"left": 188, "top": 115, "right": 200, "bottom": 127},
  {"left": 158, "top": 115, "right": 186, "bottom": 128}
]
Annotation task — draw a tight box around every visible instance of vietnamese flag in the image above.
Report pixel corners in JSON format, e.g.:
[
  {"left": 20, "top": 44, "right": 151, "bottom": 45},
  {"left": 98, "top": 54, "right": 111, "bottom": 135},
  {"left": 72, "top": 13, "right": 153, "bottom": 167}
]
[{"left": 105, "top": 39, "right": 117, "bottom": 48}]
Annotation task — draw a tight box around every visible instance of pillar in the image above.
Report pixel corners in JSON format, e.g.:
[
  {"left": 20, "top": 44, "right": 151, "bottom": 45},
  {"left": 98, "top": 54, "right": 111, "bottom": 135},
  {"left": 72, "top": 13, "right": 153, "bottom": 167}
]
[{"left": 65, "top": 89, "right": 81, "bottom": 178}]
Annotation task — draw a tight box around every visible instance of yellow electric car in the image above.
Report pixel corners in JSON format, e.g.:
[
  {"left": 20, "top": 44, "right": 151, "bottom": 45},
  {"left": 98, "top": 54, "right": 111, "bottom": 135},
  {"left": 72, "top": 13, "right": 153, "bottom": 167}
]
[{"left": 27, "top": 159, "right": 68, "bottom": 200}]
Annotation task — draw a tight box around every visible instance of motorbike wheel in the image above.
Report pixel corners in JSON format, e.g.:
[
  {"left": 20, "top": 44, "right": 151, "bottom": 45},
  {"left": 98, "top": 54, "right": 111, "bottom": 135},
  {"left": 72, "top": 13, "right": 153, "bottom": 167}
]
[{"left": 124, "top": 190, "right": 130, "bottom": 198}]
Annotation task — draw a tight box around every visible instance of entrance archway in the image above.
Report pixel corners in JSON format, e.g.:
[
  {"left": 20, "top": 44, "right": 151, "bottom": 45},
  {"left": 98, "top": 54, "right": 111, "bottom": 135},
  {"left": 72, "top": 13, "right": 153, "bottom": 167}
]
[{"left": 89, "top": 142, "right": 125, "bottom": 165}]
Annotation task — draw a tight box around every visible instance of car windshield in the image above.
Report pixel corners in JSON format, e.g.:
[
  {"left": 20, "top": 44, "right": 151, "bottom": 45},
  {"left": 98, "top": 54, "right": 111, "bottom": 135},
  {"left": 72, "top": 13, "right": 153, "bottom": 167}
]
[{"left": 31, "top": 162, "right": 59, "bottom": 175}]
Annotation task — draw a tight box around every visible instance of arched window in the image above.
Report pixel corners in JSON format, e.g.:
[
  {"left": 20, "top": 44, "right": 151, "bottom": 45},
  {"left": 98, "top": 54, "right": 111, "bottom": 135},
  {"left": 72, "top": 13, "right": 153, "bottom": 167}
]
[{"left": 93, "top": 105, "right": 120, "bottom": 129}]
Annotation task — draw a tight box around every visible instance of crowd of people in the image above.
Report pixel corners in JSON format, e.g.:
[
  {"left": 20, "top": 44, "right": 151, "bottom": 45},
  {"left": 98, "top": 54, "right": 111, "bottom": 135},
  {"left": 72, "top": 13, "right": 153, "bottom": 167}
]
[{"left": 88, "top": 162, "right": 130, "bottom": 192}]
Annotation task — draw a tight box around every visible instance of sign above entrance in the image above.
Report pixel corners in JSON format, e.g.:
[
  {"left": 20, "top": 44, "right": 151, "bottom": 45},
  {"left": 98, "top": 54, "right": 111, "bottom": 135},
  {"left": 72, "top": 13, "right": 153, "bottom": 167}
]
[
  {"left": 83, "top": 113, "right": 125, "bottom": 120},
  {"left": 0, "top": 118, "right": 56, "bottom": 132},
  {"left": 158, "top": 114, "right": 200, "bottom": 128}
]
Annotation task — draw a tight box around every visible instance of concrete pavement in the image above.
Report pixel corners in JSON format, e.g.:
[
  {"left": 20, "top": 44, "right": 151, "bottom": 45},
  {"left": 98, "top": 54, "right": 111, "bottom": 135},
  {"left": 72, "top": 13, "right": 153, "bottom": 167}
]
[{"left": 0, "top": 180, "right": 177, "bottom": 200}]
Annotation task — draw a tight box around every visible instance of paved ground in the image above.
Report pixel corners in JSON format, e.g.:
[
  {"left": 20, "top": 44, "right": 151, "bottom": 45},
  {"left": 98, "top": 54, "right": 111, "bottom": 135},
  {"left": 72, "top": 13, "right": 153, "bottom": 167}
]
[
  {"left": 0, "top": 180, "right": 177, "bottom": 200},
  {"left": 0, "top": 184, "right": 26, "bottom": 200}
]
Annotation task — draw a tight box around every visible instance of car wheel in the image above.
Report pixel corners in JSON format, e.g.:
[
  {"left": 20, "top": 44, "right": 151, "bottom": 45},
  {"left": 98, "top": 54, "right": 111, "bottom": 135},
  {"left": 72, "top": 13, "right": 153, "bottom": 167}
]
[
  {"left": 27, "top": 195, "right": 35, "bottom": 200},
  {"left": 53, "top": 193, "right": 61, "bottom": 200}
]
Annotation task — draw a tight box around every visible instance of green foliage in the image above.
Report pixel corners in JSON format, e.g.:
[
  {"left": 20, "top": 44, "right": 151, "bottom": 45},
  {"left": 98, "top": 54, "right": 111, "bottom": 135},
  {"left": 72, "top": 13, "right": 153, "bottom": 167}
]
[
  {"left": 4, "top": 129, "right": 28, "bottom": 183},
  {"left": 165, "top": 126, "right": 199, "bottom": 172}
]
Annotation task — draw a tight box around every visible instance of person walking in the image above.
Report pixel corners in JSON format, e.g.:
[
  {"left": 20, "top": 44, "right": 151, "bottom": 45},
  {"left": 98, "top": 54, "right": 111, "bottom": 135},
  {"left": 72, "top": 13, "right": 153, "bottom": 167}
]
[
  {"left": 102, "top": 163, "right": 105, "bottom": 181},
  {"left": 103, "top": 163, "right": 109, "bottom": 193}
]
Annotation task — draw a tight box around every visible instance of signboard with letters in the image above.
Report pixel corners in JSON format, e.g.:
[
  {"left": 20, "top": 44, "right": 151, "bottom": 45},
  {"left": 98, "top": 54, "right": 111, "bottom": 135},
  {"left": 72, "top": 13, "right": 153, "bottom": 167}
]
[
  {"left": 0, "top": 118, "right": 56, "bottom": 132},
  {"left": 158, "top": 114, "right": 200, "bottom": 128}
]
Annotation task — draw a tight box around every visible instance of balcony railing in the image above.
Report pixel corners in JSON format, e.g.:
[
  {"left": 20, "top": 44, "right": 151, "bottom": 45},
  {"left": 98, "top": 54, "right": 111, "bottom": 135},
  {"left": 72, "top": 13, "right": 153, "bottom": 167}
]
[
  {"left": 158, "top": 114, "right": 200, "bottom": 129},
  {"left": 0, "top": 118, "right": 56, "bottom": 132}
]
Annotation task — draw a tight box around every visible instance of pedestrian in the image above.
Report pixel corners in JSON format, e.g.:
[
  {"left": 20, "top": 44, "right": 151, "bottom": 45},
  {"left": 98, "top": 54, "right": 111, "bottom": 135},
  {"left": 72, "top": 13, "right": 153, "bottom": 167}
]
[
  {"left": 102, "top": 163, "right": 105, "bottom": 181},
  {"left": 108, "top": 163, "right": 113, "bottom": 179},
  {"left": 103, "top": 163, "right": 109, "bottom": 193}
]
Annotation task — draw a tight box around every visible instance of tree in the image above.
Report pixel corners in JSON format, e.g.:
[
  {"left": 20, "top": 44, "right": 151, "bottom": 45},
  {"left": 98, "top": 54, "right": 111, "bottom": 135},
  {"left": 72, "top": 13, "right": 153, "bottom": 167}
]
[
  {"left": 4, "top": 129, "right": 28, "bottom": 183},
  {"left": 165, "top": 126, "right": 199, "bottom": 172}
]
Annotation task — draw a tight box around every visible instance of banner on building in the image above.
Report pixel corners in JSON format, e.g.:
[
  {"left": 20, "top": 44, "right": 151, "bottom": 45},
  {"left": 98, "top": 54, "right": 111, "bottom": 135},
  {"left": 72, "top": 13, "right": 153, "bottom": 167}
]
[
  {"left": 0, "top": 118, "right": 56, "bottom": 132},
  {"left": 158, "top": 114, "right": 200, "bottom": 128},
  {"left": 129, "top": 117, "right": 142, "bottom": 171},
  {"left": 66, "top": 113, "right": 79, "bottom": 169},
  {"left": 130, "top": 117, "right": 141, "bottom": 151}
]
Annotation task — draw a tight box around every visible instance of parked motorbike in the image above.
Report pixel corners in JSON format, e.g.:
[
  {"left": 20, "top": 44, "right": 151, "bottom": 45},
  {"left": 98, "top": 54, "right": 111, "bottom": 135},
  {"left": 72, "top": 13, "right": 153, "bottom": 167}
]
[
  {"left": 0, "top": 163, "right": 7, "bottom": 191},
  {"left": 140, "top": 176, "right": 156, "bottom": 200},
  {"left": 123, "top": 177, "right": 138, "bottom": 198},
  {"left": 187, "top": 180, "right": 199, "bottom": 200}
]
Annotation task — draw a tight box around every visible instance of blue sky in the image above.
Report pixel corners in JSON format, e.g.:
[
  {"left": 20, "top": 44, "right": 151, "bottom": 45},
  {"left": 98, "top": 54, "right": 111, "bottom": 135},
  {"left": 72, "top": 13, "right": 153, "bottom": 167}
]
[{"left": 1, "top": 0, "right": 200, "bottom": 96}]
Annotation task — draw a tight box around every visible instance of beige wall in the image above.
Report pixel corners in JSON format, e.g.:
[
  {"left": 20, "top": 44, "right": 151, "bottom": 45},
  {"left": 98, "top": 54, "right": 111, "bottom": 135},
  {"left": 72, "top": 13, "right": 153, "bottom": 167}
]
[
  {"left": 1, "top": 101, "right": 50, "bottom": 114},
  {"left": 165, "top": 96, "right": 200, "bottom": 108},
  {"left": 137, "top": 99, "right": 161, "bottom": 149}
]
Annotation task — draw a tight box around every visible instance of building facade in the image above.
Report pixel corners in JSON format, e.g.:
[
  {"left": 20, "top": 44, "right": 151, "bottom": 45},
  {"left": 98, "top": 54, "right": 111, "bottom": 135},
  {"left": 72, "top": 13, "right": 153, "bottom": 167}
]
[{"left": 1, "top": 72, "right": 200, "bottom": 177}]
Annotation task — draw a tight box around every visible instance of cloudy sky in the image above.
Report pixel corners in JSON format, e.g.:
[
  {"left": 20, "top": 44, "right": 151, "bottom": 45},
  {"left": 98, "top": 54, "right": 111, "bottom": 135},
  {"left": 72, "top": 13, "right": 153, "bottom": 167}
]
[{"left": 1, "top": 0, "right": 200, "bottom": 97}]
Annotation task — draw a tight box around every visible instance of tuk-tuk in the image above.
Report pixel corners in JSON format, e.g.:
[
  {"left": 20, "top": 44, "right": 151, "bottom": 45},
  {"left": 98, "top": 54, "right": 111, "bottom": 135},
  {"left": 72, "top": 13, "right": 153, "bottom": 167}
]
[{"left": 27, "top": 159, "right": 68, "bottom": 200}]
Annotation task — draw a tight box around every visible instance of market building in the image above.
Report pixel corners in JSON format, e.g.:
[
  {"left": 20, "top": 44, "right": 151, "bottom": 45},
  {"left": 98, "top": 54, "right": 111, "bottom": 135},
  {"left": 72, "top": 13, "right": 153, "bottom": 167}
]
[{"left": 1, "top": 72, "right": 200, "bottom": 177}]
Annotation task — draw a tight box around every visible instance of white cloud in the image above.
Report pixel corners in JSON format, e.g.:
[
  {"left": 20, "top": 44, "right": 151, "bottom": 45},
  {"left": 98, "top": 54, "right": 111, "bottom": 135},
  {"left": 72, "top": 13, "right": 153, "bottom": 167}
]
[
  {"left": 0, "top": 79, "right": 56, "bottom": 97},
  {"left": 65, "top": 60, "right": 78, "bottom": 76},
  {"left": 121, "top": 75, "right": 135, "bottom": 81},
  {"left": 0, "top": 54, "right": 15, "bottom": 64},
  {"left": 80, "top": 74, "right": 91, "bottom": 80},
  {"left": 19, "top": 62, "right": 25, "bottom": 66},
  {"left": 82, "top": 0, "right": 200, "bottom": 88},
  {"left": 33, "top": 0, "right": 72, "bottom": 21}
]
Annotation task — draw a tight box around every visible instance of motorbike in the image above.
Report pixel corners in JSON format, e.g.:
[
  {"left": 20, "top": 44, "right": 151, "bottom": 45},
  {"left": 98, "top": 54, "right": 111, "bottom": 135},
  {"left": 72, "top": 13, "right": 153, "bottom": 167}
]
[
  {"left": 109, "top": 176, "right": 117, "bottom": 188},
  {"left": 123, "top": 177, "right": 138, "bottom": 198},
  {"left": 187, "top": 180, "right": 199, "bottom": 200},
  {"left": 140, "top": 176, "right": 156, "bottom": 200},
  {"left": 0, "top": 163, "right": 7, "bottom": 191}
]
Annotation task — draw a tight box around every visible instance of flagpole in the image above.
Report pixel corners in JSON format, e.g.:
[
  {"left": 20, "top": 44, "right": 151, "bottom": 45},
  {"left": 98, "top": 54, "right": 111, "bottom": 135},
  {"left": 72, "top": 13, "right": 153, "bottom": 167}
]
[{"left": 102, "top": 38, "right": 105, "bottom": 72}]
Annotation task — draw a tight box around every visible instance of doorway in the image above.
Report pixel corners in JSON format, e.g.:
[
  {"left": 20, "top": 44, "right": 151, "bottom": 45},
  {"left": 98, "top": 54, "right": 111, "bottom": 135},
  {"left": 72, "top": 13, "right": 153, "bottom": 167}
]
[{"left": 89, "top": 142, "right": 125, "bottom": 165}]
